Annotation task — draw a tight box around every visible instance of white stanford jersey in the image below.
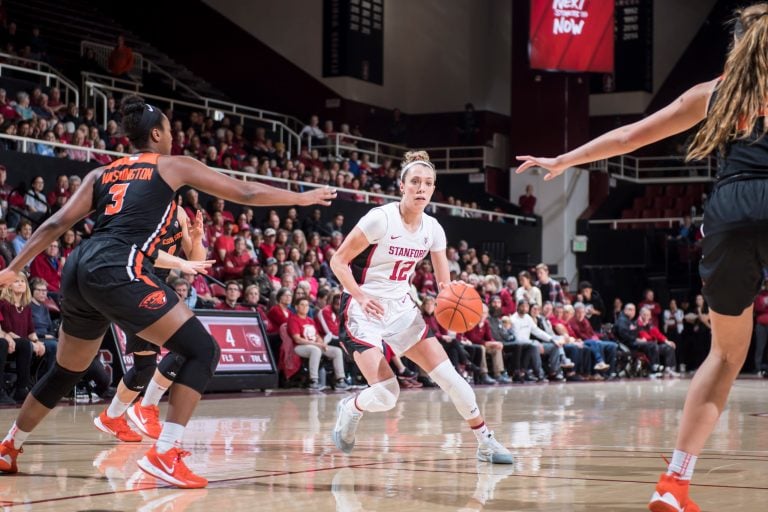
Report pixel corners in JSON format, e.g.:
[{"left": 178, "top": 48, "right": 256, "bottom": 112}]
[{"left": 352, "top": 202, "right": 446, "bottom": 299}]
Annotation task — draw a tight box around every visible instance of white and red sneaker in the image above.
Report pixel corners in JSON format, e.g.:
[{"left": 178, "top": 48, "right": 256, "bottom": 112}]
[
  {"left": 137, "top": 446, "right": 208, "bottom": 489},
  {"left": 0, "top": 439, "right": 22, "bottom": 473},
  {"left": 94, "top": 410, "right": 143, "bottom": 442},
  {"left": 649, "top": 473, "right": 701, "bottom": 512},
  {"left": 127, "top": 403, "right": 162, "bottom": 439}
]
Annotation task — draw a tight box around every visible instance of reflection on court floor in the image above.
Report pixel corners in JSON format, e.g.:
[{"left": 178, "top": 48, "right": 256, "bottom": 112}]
[{"left": 0, "top": 379, "right": 767, "bottom": 511}]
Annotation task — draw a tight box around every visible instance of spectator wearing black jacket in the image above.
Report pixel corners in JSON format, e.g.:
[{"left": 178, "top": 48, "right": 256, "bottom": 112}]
[
  {"left": 580, "top": 281, "right": 606, "bottom": 333},
  {"left": 614, "top": 303, "right": 660, "bottom": 372}
]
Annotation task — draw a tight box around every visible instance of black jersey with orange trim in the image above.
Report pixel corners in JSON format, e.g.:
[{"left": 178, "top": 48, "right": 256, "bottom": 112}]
[{"left": 90, "top": 152, "right": 176, "bottom": 261}]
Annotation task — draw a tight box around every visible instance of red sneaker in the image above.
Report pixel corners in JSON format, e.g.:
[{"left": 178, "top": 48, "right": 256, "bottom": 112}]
[
  {"left": 94, "top": 410, "right": 143, "bottom": 442},
  {"left": 649, "top": 473, "right": 701, "bottom": 512},
  {"left": 137, "top": 446, "right": 208, "bottom": 489},
  {"left": 127, "top": 403, "right": 162, "bottom": 439},
  {"left": 0, "top": 439, "right": 22, "bottom": 473}
]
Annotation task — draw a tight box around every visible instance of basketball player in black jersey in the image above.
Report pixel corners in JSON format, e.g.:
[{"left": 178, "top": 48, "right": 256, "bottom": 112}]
[
  {"left": 93, "top": 206, "right": 206, "bottom": 443},
  {"left": 0, "top": 96, "right": 336, "bottom": 488},
  {"left": 517, "top": 5, "right": 768, "bottom": 510}
]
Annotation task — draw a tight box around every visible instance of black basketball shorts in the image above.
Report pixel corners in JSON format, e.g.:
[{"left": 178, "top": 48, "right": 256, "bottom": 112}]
[{"left": 60, "top": 240, "right": 179, "bottom": 339}]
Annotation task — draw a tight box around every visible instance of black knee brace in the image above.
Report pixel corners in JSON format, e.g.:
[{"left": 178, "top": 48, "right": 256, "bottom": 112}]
[
  {"left": 163, "top": 317, "right": 221, "bottom": 394},
  {"left": 123, "top": 353, "right": 158, "bottom": 392},
  {"left": 32, "top": 363, "right": 88, "bottom": 409},
  {"left": 158, "top": 352, "right": 186, "bottom": 381}
]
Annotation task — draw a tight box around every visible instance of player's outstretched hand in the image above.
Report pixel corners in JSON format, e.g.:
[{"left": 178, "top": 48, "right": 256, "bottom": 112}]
[
  {"left": 359, "top": 295, "right": 385, "bottom": 320},
  {"left": 438, "top": 280, "right": 468, "bottom": 291},
  {"left": 300, "top": 186, "right": 337, "bottom": 206},
  {"left": 515, "top": 155, "right": 568, "bottom": 181},
  {"left": 189, "top": 210, "right": 205, "bottom": 240},
  {"left": 179, "top": 259, "right": 215, "bottom": 275},
  {"left": 0, "top": 269, "right": 17, "bottom": 288}
]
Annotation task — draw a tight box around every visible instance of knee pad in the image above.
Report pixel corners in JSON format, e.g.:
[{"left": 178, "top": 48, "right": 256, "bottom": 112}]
[
  {"left": 32, "top": 363, "right": 88, "bottom": 409},
  {"left": 429, "top": 359, "right": 479, "bottom": 420},
  {"left": 158, "top": 352, "right": 186, "bottom": 381},
  {"left": 356, "top": 377, "right": 399, "bottom": 412},
  {"left": 163, "top": 317, "right": 221, "bottom": 394},
  {"left": 123, "top": 353, "right": 158, "bottom": 392}
]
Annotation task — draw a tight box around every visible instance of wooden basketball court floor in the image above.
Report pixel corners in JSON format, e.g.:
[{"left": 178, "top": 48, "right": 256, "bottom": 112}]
[{"left": 0, "top": 379, "right": 767, "bottom": 511}]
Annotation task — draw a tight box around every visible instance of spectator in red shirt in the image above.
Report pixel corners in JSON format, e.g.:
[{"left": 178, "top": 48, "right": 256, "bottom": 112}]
[
  {"left": 569, "top": 302, "right": 618, "bottom": 375},
  {"left": 242, "top": 285, "right": 271, "bottom": 332},
  {"left": 221, "top": 236, "right": 253, "bottom": 281},
  {"left": 210, "top": 197, "right": 235, "bottom": 223},
  {"left": 499, "top": 276, "right": 518, "bottom": 315},
  {"left": 260, "top": 228, "right": 277, "bottom": 260},
  {"left": 213, "top": 221, "right": 236, "bottom": 263},
  {"left": 0, "top": 272, "right": 40, "bottom": 402},
  {"left": 753, "top": 279, "right": 768, "bottom": 374},
  {"left": 464, "top": 305, "right": 510, "bottom": 383},
  {"left": 638, "top": 288, "right": 662, "bottom": 327},
  {"left": 518, "top": 184, "right": 536, "bottom": 215},
  {"left": 59, "top": 229, "right": 77, "bottom": 259},
  {"left": 181, "top": 270, "right": 220, "bottom": 307},
  {"left": 206, "top": 211, "right": 225, "bottom": 244},
  {"left": 298, "top": 262, "right": 319, "bottom": 299},
  {"left": 288, "top": 296, "right": 347, "bottom": 390},
  {"left": 267, "top": 287, "right": 293, "bottom": 334},
  {"left": 264, "top": 257, "right": 281, "bottom": 290},
  {"left": 315, "top": 291, "right": 341, "bottom": 344},
  {"left": 215, "top": 281, "right": 250, "bottom": 311},
  {"left": 46, "top": 174, "right": 70, "bottom": 207},
  {"left": 412, "top": 260, "right": 438, "bottom": 298},
  {"left": 637, "top": 306, "right": 678, "bottom": 376},
  {"left": 108, "top": 35, "right": 134, "bottom": 78},
  {"left": 29, "top": 240, "right": 62, "bottom": 293}
]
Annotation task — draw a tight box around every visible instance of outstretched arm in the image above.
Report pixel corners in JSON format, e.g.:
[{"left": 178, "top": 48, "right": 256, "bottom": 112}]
[
  {"left": 0, "top": 169, "right": 100, "bottom": 285},
  {"left": 159, "top": 156, "right": 337, "bottom": 207},
  {"left": 516, "top": 79, "right": 718, "bottom": 181},
  {"left": 154, "top": 250, "right": 214, "bottom": 275}
]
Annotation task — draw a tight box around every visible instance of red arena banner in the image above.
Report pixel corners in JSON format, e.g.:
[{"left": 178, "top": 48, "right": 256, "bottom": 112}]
[
  {"left": 529, "top": 0, "right": 615, "bottom": 73},
  {"left": 112, "top": 312, "right": 273, "bottom": 373}
]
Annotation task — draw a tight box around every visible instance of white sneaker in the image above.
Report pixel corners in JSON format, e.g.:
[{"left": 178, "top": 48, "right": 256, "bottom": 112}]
[
  {"left": 664, "top": 368, "right": 681, "bottom": 378},
  {"left": 593, "top": 362, "right": 610, "bottom": 371},
  {"left": 476, "top": 431, "right": 514, "bottom": 464},
  {"left": 332, "top": 396, "right": 362, "bottom": 454}
]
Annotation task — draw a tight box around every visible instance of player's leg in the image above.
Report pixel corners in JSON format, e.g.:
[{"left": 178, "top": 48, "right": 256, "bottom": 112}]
[
  {"left": 650, "top": 231, "right": 757, "bottom": 512},
  {"left": 127, "top": 352, "right": 185, "bottom": 439},
  {"left": 1, "top": 331, "right": 104, "bottom": 473},
  {"left": 96, "top": 343, "right": 158, "bottom": 442},
  {"left": 332, "top": 294, "right": 398, "bottom": 453},
  {"left": 132, "top": 301, "right": 218, "bottom": 488},
  {"left": 404, "top": 336, "right": 513, "bottom": 464}
]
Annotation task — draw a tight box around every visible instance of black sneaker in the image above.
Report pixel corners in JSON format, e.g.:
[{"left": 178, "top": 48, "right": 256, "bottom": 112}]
[{"left": 398, "top": 368, "right": 418, "bottom": 380}]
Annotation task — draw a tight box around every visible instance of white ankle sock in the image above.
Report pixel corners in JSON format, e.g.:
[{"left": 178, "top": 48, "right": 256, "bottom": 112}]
[
  {"left": 141, "top": 380, "right": 168, "bottom": 407},
  {"left": 155, "top": 422, "right": 185, "bottom": 453},
  {"left": 666, "top": 449, "right": 697, "bottom": 480},
  {"left": 106, "top": 398, "right": 132, "bottom": 419},
  {"left": 4, "top": 422, "right": 29, "bottom": 450},
  {"left": 471, "top": 421, "right": 490, "bottom": 442}
]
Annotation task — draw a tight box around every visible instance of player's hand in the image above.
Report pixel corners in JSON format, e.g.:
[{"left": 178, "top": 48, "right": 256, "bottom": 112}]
[
  {"left": 32, "top": 341, "right": 45, "bottom": 357},
  {"left": 515, "top": 155, "right": 568, "bottom": 181},
  {"left": 438, "top": 280, "right": 467, "bottom": 291},
  {"left": 0, "top": 269, "right": 18, "bottom": 288},
  {"left": 300, "top": 186, "right": 337, "bottom": 206},
  {"left": 358, "top": 295, "right": 385, "bottom": 319},
  {"left": 189, "top": 210, "right": 205, "bottom": 240},
  {"left": 179, "top": 259, "right": 215, "bottom": 275}
]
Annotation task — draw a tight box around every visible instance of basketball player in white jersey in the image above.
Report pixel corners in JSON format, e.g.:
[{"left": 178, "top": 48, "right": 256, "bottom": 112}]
[{"left": 330, "top": 151, "right": 513, "bottom": 464}]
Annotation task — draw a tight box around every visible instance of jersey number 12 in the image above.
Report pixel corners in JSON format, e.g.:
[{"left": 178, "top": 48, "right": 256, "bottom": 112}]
[{"left": 389, "top": 260, "right": 415, "bottom": 281}]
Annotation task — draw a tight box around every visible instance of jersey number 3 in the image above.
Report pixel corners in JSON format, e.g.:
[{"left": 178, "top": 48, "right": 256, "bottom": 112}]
[
  {"left": 105, "top": 183, "right": 129, "bottom": 215},
  {"left": 389, "top": 260, "right": 415, "bottom": 281}
]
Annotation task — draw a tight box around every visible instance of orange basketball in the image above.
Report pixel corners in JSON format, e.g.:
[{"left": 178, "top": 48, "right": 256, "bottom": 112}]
[{"left": 435, "top": 282, "right": 483, "bottom": 333}]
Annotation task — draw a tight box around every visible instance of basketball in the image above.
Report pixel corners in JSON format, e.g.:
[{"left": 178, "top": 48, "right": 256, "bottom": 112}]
[{"left": 435, "top": 282, "right": 484, "bottom": 333}]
